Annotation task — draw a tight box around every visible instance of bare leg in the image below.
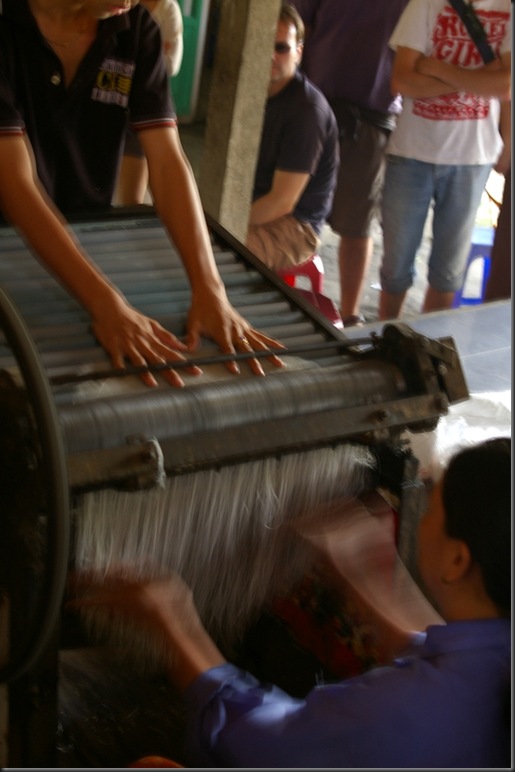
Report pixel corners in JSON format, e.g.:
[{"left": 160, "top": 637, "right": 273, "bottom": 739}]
[
  {"left": 339, "top": 235, "right": 373, "bottom": 318},
  {"left": 113, "top": 156, "right": 149, "bottom": 206},
  {"left": 422, "top": 287, "right": 456, "bottom": 313},
  {"left": 379, "top": 289, "right": 407, "bottom": 320}
]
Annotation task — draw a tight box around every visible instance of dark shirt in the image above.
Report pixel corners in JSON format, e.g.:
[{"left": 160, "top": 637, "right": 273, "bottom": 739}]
[
  {"left": 253, "top": 70, "right": 339, "bottom": 235},
  {"left": 0, "top": 0, "right": 175, "bottom": 213},
  {"left": 293, "top": 0, "right": 409, "bottom": 115}
]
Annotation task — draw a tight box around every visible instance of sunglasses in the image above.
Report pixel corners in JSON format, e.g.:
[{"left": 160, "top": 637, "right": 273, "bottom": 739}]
[{"left": 274, "top": 42, "right": 292, "bottom": 54}]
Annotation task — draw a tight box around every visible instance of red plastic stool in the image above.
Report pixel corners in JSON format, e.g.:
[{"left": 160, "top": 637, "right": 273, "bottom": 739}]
[
  {"left": 453, "top": 225, "right": 494, "bottom": 308},
  {"left": 295, "top": 288, "right": 343, "bottom": 329},
  {"left": 277, "top": 254, "right": 324, "bottom": 293}
]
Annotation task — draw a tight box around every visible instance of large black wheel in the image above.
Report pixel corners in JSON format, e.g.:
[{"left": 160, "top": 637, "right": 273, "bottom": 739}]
[{"left": 0, "top": 286, "right": 69, "bottom": 683}]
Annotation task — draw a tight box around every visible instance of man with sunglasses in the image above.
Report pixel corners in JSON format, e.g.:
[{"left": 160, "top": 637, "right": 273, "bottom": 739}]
[{"left": 245, "top": 3, "right": 339, "bottom": 272}]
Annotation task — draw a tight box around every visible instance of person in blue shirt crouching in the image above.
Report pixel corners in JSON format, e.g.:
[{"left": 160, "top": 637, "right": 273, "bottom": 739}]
[{"left": 71, "top": 437, "right": 511, "bottom": 769}]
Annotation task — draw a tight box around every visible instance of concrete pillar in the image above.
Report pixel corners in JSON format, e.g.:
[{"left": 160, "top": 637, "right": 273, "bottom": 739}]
[{"left": 199, "top": 0, "right": 281, "bottom": 242}]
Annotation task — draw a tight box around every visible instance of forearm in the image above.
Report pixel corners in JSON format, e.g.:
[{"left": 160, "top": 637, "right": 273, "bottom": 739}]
[
  {"left": 162, "top": 616, "right": 227, "bottom": 692},
  {"left": 163, "top": 36, "right": 183, "bottom": 77},
  {"left": 145, "top": 130, "right": 226, "bottom": 296},
  {"left": 0, "top": 158, "right": 120, "bottom": 317},
  {"left": 392, "top": 47, "right": 461, "bottom": 99},
  {"left": 70, "top": 573, "right": 227, "bottom": 693},
  {"left": 339, "top": 577, "right": 418, "bottom": 662},
  {"left": 495, "top": 101, "right": 511, "bottom": 174},
  {"left": 141, "top": 127, "right": 285, "bottom": 367},
  {"left": 416, "top": 55, "right": 511, "bottom": 100},
  {"left": 249, "top": 169, "right": 309, "bottom": 227},
  {"left": 248, "top": 193, "right": 292, "bottom": 226},
  {"left": 392, "top": 71, "right": 458, "bottom": 98},
  {"left": 0, "top": 133, "right": 200, "bottom": 386},
  {"left": 162, "top": 6, "right": 184, "bottom": 76},
  {"left": 326, "top": 557, "right": 442, "bottom": 662},
  {"left": 296, "top": 495, "right": 443, "bottom": 662}
]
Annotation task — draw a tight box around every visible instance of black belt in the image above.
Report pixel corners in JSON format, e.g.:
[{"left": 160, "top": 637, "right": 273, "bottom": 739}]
[{"left": 329, "top": 98, "right": 397, "bottom": 140}]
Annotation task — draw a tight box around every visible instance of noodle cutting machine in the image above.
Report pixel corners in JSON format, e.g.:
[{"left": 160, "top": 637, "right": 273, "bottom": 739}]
[{"left": 0, "top": 210, "right": 469, "bottom": 767}]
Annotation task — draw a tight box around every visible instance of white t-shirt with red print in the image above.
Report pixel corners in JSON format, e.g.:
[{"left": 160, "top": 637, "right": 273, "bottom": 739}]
[{"left": 387, "top": 0, "right": 511, "bottom": 165}]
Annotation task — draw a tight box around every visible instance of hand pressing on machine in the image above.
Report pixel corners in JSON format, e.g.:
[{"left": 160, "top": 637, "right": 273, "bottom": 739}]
[
  {"left": 0, "top": 0, "right": 285, "bottom": 387},
  {"left": 91, "top": 281, "right": 285, "bottom": 386},
  {"left": 294, "top": 491, "right": 443, "bottom": 661}
]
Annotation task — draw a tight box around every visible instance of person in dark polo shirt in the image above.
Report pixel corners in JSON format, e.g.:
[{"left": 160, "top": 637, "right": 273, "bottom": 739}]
[
  {"left": 246, "top": 3, "right": 339, "bottom": 271},
  {"left": 0, "top": 0, "right": 284, "bottom": 387}
]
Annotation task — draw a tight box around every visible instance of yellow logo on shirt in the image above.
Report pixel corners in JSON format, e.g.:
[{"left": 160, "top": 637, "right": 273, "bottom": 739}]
[{"left": 91, "top": 58, "right": 135, "bottom": 108}]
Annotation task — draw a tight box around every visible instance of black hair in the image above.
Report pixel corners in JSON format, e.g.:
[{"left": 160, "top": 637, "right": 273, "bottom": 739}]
[{"left": 442, "top": 437, "right": 511, "bottom": 616}]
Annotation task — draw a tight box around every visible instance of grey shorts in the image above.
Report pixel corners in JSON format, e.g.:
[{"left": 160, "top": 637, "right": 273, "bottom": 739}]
[{"left": 328, "top": 122, "right": 390, "bottom": 239}]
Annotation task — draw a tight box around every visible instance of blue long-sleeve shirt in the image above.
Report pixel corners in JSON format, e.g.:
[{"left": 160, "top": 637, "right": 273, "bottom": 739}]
[{"left": 183, "top": 619, "right": 511, "bottom": 768}]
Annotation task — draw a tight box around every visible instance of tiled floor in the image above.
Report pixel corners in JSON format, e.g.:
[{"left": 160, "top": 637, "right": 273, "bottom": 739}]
[{"left": 343, "top": 300, "right": 511, "bottom": 395}]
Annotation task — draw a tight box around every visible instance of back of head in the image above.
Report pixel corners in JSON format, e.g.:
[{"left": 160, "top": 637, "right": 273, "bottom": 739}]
[{"left": 442, "top": 437, "right": 511, "bottom": 617}]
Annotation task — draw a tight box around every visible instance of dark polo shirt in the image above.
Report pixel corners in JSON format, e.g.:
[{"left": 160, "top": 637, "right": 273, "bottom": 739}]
[
  {"left": 0, "top": 0, "right": 176, "bottom": 213},
  {"left": 253, "top": 70, "right": 339, "bottom": 236}
]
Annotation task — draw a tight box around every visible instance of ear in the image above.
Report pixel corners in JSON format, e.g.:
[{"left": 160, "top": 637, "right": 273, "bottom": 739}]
[{"left": 441, "top": 539, "right": 473, "bottom": 584}]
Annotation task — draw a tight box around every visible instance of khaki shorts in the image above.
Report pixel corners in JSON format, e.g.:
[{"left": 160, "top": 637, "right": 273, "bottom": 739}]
[{"left": 246, "top": 215, "right": 320, "bottom": 270}]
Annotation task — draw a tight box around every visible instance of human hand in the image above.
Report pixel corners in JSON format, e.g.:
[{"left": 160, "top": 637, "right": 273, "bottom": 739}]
[
  {"left": 68, "top": 569, "right": 203, "bottom": 642},
  {"left": 296, "top": 492, "right": 397, "bottom": 590},
  {"left": 295, "top": 493, "right": 442, "bottom": 655},
  {"left": 68, "top": 569, "right": 226, "bottom": 688},
  {"left": 91, "top": 292, "right": 202, "bottom": 388},
  {"left": 185, "top": 286, "right": 285, "bottom": 376}
]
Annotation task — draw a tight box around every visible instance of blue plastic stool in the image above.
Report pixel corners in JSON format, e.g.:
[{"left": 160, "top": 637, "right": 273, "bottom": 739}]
[{"left": 453, "top": 225, "right": 494, "bottom": 308}]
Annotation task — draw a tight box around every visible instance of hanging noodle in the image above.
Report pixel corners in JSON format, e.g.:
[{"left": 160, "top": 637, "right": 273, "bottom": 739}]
[{"left": 73, "top": 443, "right": 376, "bottom": 671}]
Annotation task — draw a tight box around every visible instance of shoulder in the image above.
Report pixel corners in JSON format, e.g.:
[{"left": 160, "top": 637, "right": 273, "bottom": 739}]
[
  {"left": 396, "top": 0, "right": 443, "bottom": 21},
  {"left": 300, "top": 72, "right": 329, "bottom": 103},
  {"left": 125, "top": 3, "right": 159, "bottom": 32},
  {"left": 157, "top": 0, "right": 183, "bottom": 18},
  {"left": 390, "top": 0, "right": 444, "bottom": 50},
  {"left": 298, "top": 73, "right": 338, "bottom": 135},
  {"left": 123, "top": 4, "right": 164, "bottom": 48},
  {"left": 292, "top": 72, "right": 334, "bottom": 114}
]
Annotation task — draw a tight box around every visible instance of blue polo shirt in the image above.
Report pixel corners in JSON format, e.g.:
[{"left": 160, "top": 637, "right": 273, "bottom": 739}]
[
  {"left": 183, "top": 618, "right": 511, "bottom": 768},
  {"left": 0, "top": 0, "right": 176, "bottom": 213}
]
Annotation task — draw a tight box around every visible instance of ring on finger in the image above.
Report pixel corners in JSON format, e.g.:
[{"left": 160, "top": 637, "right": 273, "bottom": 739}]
[{"left": 239, "top": 335, "right": 249, "bottom": 345}]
